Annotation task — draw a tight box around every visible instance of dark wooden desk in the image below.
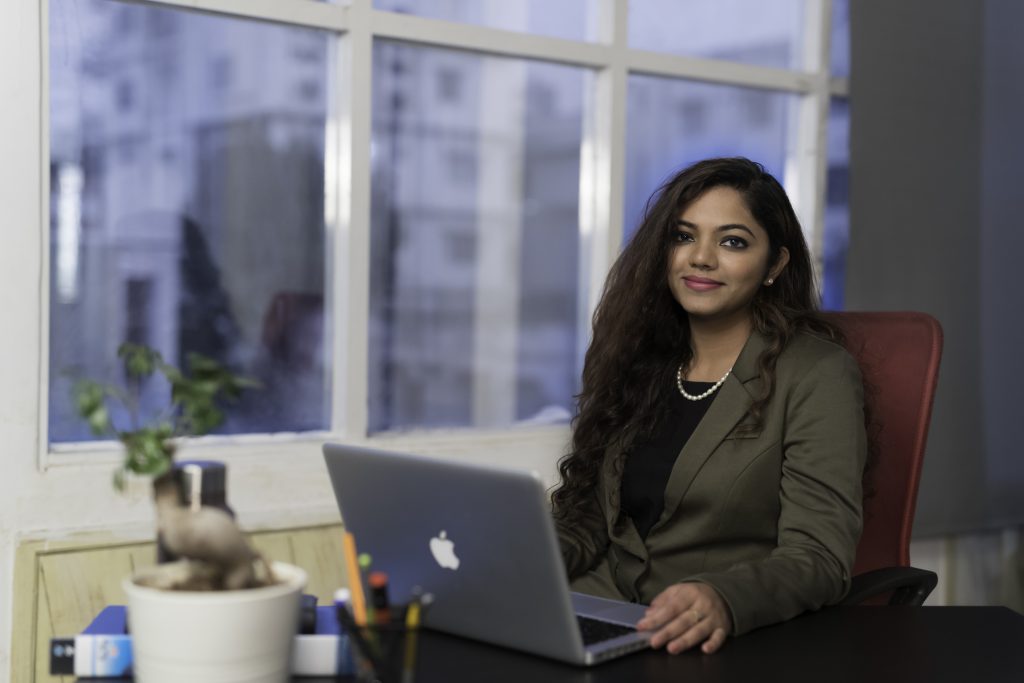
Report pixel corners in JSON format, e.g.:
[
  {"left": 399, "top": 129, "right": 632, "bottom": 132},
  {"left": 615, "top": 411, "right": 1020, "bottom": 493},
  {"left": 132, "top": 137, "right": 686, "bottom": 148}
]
[
  {"left": 392, "top": 606, "right": 1024, "bottom": 683},
  {"left": 80, "top": 606, "right": 1024, "bottom": 682}
]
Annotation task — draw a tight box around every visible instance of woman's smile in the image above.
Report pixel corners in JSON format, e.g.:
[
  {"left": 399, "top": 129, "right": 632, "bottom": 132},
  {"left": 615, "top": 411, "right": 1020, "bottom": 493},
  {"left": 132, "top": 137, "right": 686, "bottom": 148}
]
[{"left": 682, "top": 276, "right": 724, "bottom": 291}]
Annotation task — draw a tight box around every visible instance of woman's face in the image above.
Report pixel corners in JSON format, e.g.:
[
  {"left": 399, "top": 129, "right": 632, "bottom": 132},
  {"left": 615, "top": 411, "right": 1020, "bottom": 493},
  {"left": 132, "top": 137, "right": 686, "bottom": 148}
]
[{"left": 666, "top": 186, "right": 788, "bottom": 326}]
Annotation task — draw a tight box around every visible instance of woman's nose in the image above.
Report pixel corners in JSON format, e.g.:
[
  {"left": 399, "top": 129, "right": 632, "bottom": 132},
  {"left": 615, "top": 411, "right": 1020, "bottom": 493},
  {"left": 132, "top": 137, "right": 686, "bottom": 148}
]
[{"left": 689, "top": 240, "right": 716, "bottom": 269}]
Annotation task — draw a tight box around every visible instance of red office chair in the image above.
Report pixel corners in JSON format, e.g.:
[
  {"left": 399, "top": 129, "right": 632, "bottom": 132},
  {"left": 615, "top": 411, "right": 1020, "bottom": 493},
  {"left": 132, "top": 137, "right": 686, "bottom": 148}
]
[{"left": 826, "top": 311, "right": 943, "bottom": 606}]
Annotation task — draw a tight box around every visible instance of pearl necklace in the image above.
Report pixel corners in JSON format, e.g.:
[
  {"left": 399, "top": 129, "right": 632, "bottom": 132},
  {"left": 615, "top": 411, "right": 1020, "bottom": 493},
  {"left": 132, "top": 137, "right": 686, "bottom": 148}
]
[{"left": 676, "top": 363, "right": 731, "bottom": 401}]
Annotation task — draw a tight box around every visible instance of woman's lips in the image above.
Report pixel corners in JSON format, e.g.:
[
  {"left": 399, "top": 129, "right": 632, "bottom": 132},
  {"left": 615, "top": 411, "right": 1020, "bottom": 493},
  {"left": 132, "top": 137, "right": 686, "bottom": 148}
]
[{"left": 683, "top": 276, "right": 723, "bottom": 291}]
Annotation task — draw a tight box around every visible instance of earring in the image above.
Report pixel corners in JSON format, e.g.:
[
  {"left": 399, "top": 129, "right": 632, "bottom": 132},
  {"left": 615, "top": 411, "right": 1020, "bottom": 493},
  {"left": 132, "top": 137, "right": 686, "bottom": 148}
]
[{"left": 765, "top": 278, "right": 774, "bottom": 286}]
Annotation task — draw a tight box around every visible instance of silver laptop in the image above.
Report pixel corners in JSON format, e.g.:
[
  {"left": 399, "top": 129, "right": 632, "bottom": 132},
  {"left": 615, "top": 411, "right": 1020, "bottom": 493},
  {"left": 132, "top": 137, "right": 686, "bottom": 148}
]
[{"left": 322, "top": 443, "right": 652, "bottom": 665}]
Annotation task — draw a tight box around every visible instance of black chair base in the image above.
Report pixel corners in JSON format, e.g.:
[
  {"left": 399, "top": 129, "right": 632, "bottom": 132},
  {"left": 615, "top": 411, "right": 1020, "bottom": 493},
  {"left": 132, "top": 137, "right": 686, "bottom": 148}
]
[{"left": 842, "top": 566, "right": 938, "bottom": 606}]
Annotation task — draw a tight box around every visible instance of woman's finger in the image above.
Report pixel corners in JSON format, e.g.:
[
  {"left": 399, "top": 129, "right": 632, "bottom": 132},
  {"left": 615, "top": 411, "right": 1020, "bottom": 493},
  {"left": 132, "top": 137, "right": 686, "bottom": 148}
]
[
  {"left": 638, "top": 591, "right": 694, "bottom": 630},
  {"left": 648, "top": 608, "right": 704, "bottom": 649},
  {"left": 665, "top": 618, "right": 715, "bottom": 654},
  {"left": 701, "top": 627, "right": 728, "bottom": 654}
]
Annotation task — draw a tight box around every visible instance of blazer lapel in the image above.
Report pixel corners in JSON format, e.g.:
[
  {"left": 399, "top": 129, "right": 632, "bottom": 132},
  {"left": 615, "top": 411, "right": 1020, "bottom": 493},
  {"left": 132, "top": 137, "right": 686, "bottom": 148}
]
[{"left": 654, "top": 331, "right": 767, "bottom": 533}]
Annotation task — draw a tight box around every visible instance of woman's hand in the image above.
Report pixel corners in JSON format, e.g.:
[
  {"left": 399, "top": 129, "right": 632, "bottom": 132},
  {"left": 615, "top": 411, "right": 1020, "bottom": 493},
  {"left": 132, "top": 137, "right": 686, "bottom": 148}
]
[{"left": 636, "top": 582, "right": 732, "bottom": 654}]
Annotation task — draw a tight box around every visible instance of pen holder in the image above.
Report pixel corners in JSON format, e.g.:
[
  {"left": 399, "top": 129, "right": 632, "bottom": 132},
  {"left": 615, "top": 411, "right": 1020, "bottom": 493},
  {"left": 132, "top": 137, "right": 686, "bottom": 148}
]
[{"left": 336, "top": 603, "right": 424, "bottom": 683}]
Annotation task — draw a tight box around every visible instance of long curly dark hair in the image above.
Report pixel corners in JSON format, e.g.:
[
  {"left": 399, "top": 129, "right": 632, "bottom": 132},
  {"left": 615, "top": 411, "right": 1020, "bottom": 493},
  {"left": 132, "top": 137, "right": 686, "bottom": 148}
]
[{"left": 551, "top": 157, "right": 842, "bottom": 534}]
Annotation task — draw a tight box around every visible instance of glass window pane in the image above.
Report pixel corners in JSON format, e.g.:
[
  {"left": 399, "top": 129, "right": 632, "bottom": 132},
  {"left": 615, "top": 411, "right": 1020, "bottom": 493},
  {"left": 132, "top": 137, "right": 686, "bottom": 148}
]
[
  {"left": 624, "top": 75, "right": 798, "bottom": 242},
  {"left": 48, "top": 0, "right": 334, "bottom": 442},
  {"left": 373, "top": 0, "right": 595, "bottom": 42},
  {"left": 629, "top": 0, "right": 806, "bottom": 70},
  {"left": 369, "top": 41, "right": 585, "bottom": 432},
  {"left": 830, "top": 0, "right": 850, "bottom": 78},
  {"left": 822, "top": 97, "right": 850, "bottom": 310}
]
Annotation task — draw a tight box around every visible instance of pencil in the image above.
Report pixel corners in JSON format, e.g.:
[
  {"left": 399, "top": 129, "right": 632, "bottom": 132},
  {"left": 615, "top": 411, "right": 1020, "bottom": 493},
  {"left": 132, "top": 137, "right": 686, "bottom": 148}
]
[
  {"left": 358, "top": 553, "right": 376, "bottom": 625},
  {"left": 402, "top": 598, "right": 421, "bottom": 683},
  {"left": 342, "top": 531, "right": 368, "bottom": 625}
]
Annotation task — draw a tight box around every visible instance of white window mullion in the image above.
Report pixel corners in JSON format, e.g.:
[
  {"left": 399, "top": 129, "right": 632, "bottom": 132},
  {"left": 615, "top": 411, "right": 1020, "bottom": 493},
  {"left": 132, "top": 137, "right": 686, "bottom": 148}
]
[
  {"left": 140, "top": 0, "right": 349, "bottom": 31},
  {"left": 370, "top": 8, "right": 609, "bottom": 69},
  {"left": 336, "top": 0, "right": 373, "bottom": 436},
  {"left": 576, "top": 0, "right": 628, "bottom": 378},
  {"left": 37, "top": 0, "right": 54, "bottom": 470},
  {"left": 625, "top": 49, "right": 813, "bottom": 94},
  {"left": 784, "top": 0, "right": 832, "bottom": 284}
]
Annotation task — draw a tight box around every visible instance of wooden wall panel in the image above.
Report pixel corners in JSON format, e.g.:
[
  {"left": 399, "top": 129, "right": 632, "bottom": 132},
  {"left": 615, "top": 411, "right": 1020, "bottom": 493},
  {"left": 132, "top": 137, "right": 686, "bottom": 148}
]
[
  {"left": 32, "top": 576, "right": 61, "bottom": 683},
  {"left": 40, "top": 545, "right": 144, "bottom": 635},
  {"left": 36, "top": 543, "right": 149, "bottom": 683},
  {"left": 287, "top": 526, "right": 346, "bottom": 603},
  {"left": 247, "top": 530, "right": 296, "bottom": 567}
]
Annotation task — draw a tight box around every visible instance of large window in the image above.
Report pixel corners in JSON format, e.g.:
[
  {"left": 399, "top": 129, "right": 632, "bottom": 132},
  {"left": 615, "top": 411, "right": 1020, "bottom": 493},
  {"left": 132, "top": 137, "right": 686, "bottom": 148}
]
[
  {"left": 48, "top": 0, "right": 333, "bottom": 441},
  {"left": 45, "top": 0, "right": 849, "bottom": 452}
]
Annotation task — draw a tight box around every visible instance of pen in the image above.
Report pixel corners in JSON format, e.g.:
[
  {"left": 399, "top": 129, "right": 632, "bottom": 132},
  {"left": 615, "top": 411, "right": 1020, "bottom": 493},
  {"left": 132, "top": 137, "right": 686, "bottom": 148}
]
[
  {"left": 342, "top": 532, "right": 368, "bottom": 625},
  {"left": 368, "top": 571, "right": 391, "bottom": 625}
]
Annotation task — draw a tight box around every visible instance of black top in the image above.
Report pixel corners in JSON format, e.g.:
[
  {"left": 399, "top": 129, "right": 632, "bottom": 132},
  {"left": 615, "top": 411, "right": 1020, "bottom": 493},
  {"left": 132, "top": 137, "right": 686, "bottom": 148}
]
[{"left": 621, "top": 380, "right": 717, "bottom": 538}]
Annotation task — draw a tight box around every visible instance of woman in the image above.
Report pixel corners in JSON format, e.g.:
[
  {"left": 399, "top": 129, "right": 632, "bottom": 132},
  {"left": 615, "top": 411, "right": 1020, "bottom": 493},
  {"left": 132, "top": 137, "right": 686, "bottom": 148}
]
[{"left": 552, "top": 157, "right": 866, "bottom": 656}]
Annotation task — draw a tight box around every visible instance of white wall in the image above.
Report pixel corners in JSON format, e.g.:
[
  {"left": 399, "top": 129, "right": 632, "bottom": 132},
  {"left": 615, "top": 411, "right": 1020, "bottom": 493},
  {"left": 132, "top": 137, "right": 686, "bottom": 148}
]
[{"left": 1, "top": 2, "right": 47, "bottom": 674}]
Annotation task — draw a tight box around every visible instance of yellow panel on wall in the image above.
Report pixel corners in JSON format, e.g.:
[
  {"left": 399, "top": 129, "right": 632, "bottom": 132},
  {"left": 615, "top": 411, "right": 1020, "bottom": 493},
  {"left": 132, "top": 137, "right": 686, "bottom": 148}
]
[
  {"left": 32, "top": 574, "right": 62, "bottom": 683},
  {"left": 247, "top": 529, "right": 296, "bottom": 566},
  {"left": 40, "top": 543, "right": 148, "bottom": 635},
  {"left": 287, "top": 525, "right": 346, "bottom": 603}
]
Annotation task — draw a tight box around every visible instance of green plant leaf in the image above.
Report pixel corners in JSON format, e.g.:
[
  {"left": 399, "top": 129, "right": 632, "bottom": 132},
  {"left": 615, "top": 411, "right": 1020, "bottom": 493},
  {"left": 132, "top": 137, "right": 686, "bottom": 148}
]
[
  {"left": 119, "top": 425, "right": 174, "bottom": 478},
  {"left": 73, "top": 342, "right": 257, "bottom": 488},
  {"left": 118, "top": 342, "right": 163, "bottom": 379},
  {"left": 88, "top": 404, "right": 111, "bottom": 436},
  {"left": 72, "top": 379, "right": 114, "bottom": 436}
]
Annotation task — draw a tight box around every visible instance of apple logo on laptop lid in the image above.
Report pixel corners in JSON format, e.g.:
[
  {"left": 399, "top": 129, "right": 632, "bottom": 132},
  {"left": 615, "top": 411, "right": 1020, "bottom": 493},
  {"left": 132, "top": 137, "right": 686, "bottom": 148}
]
[{"left": 429, "top": 530, "right": 460, "bottom": 570}]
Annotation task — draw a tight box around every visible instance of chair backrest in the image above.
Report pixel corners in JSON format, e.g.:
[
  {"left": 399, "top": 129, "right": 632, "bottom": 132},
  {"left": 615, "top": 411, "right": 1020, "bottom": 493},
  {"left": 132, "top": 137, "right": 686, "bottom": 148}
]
[{"left": 826, "top": 311, "right": 943, "bottom": 575}]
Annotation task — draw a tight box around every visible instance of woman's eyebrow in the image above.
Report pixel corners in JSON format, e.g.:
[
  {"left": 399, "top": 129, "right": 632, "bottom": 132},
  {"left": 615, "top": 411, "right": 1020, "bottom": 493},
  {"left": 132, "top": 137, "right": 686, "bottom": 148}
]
[{"left": 676, "top": 218, "right": 756, "bottom": 238}]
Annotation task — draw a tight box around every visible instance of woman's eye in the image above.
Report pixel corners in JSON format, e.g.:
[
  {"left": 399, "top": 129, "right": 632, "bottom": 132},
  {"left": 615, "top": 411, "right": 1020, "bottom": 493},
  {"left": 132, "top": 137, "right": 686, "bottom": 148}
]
[
  {"left": 673, "top": 230, "right": 694, "bottom": 243},
  {"left": 721, "top": 236, "right": 748, "bottom": 248}
]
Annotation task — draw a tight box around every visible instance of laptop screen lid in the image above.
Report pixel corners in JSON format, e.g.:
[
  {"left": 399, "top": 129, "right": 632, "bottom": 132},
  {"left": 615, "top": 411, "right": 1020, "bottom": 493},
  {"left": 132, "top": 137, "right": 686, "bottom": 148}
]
[{"left": 322, "top": 443, "right": 648, "bottom": 665}]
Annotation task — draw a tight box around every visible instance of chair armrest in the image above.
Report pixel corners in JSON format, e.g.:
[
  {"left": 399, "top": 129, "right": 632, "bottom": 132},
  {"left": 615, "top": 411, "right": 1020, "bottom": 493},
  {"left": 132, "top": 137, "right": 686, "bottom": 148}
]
[{"left": 841, "top": 566, "right": 938, "bottom": 606}]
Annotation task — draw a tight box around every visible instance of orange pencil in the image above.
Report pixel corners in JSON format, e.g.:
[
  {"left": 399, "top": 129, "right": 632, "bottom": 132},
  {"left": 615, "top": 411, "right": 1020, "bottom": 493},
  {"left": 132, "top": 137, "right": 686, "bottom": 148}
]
[{"left": 342, "top": 531, "right": 368, "bottom": 625}]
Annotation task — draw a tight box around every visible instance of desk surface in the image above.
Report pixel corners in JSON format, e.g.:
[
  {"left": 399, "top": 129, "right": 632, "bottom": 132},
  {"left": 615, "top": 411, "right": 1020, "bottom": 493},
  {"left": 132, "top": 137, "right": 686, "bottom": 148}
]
[
  {"left": 80, "top": 606, "right": 1024, "bottom": 683},
  {"left": 390, "top": 606, "right": 1024, "bottom": 683}
]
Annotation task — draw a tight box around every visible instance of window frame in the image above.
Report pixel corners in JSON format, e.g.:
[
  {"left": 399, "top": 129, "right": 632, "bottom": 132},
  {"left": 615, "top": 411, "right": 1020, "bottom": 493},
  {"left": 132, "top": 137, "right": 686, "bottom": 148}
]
[{"left": 39, "top": 0, "right": 850, "bottom": 472}]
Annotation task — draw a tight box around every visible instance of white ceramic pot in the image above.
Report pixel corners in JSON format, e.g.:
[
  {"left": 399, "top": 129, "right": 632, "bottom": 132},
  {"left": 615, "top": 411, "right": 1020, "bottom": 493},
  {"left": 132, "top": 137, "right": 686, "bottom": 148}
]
[{"left": 123, "top": 561, "right": 307, "bottom": 683}]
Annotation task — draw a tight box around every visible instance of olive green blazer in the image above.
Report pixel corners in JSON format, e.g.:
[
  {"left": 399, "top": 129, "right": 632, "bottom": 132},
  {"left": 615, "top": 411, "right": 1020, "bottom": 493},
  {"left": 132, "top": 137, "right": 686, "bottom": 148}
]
[{"left": 559, "top": 331, "right": 867, "bottom": 635}]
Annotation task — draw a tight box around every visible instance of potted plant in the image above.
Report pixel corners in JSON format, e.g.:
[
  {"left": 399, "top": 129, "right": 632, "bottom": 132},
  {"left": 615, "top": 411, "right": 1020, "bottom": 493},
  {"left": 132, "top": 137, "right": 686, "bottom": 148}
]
[{"left": 73, "top": 343, "right": 307, "bottom": 683}]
